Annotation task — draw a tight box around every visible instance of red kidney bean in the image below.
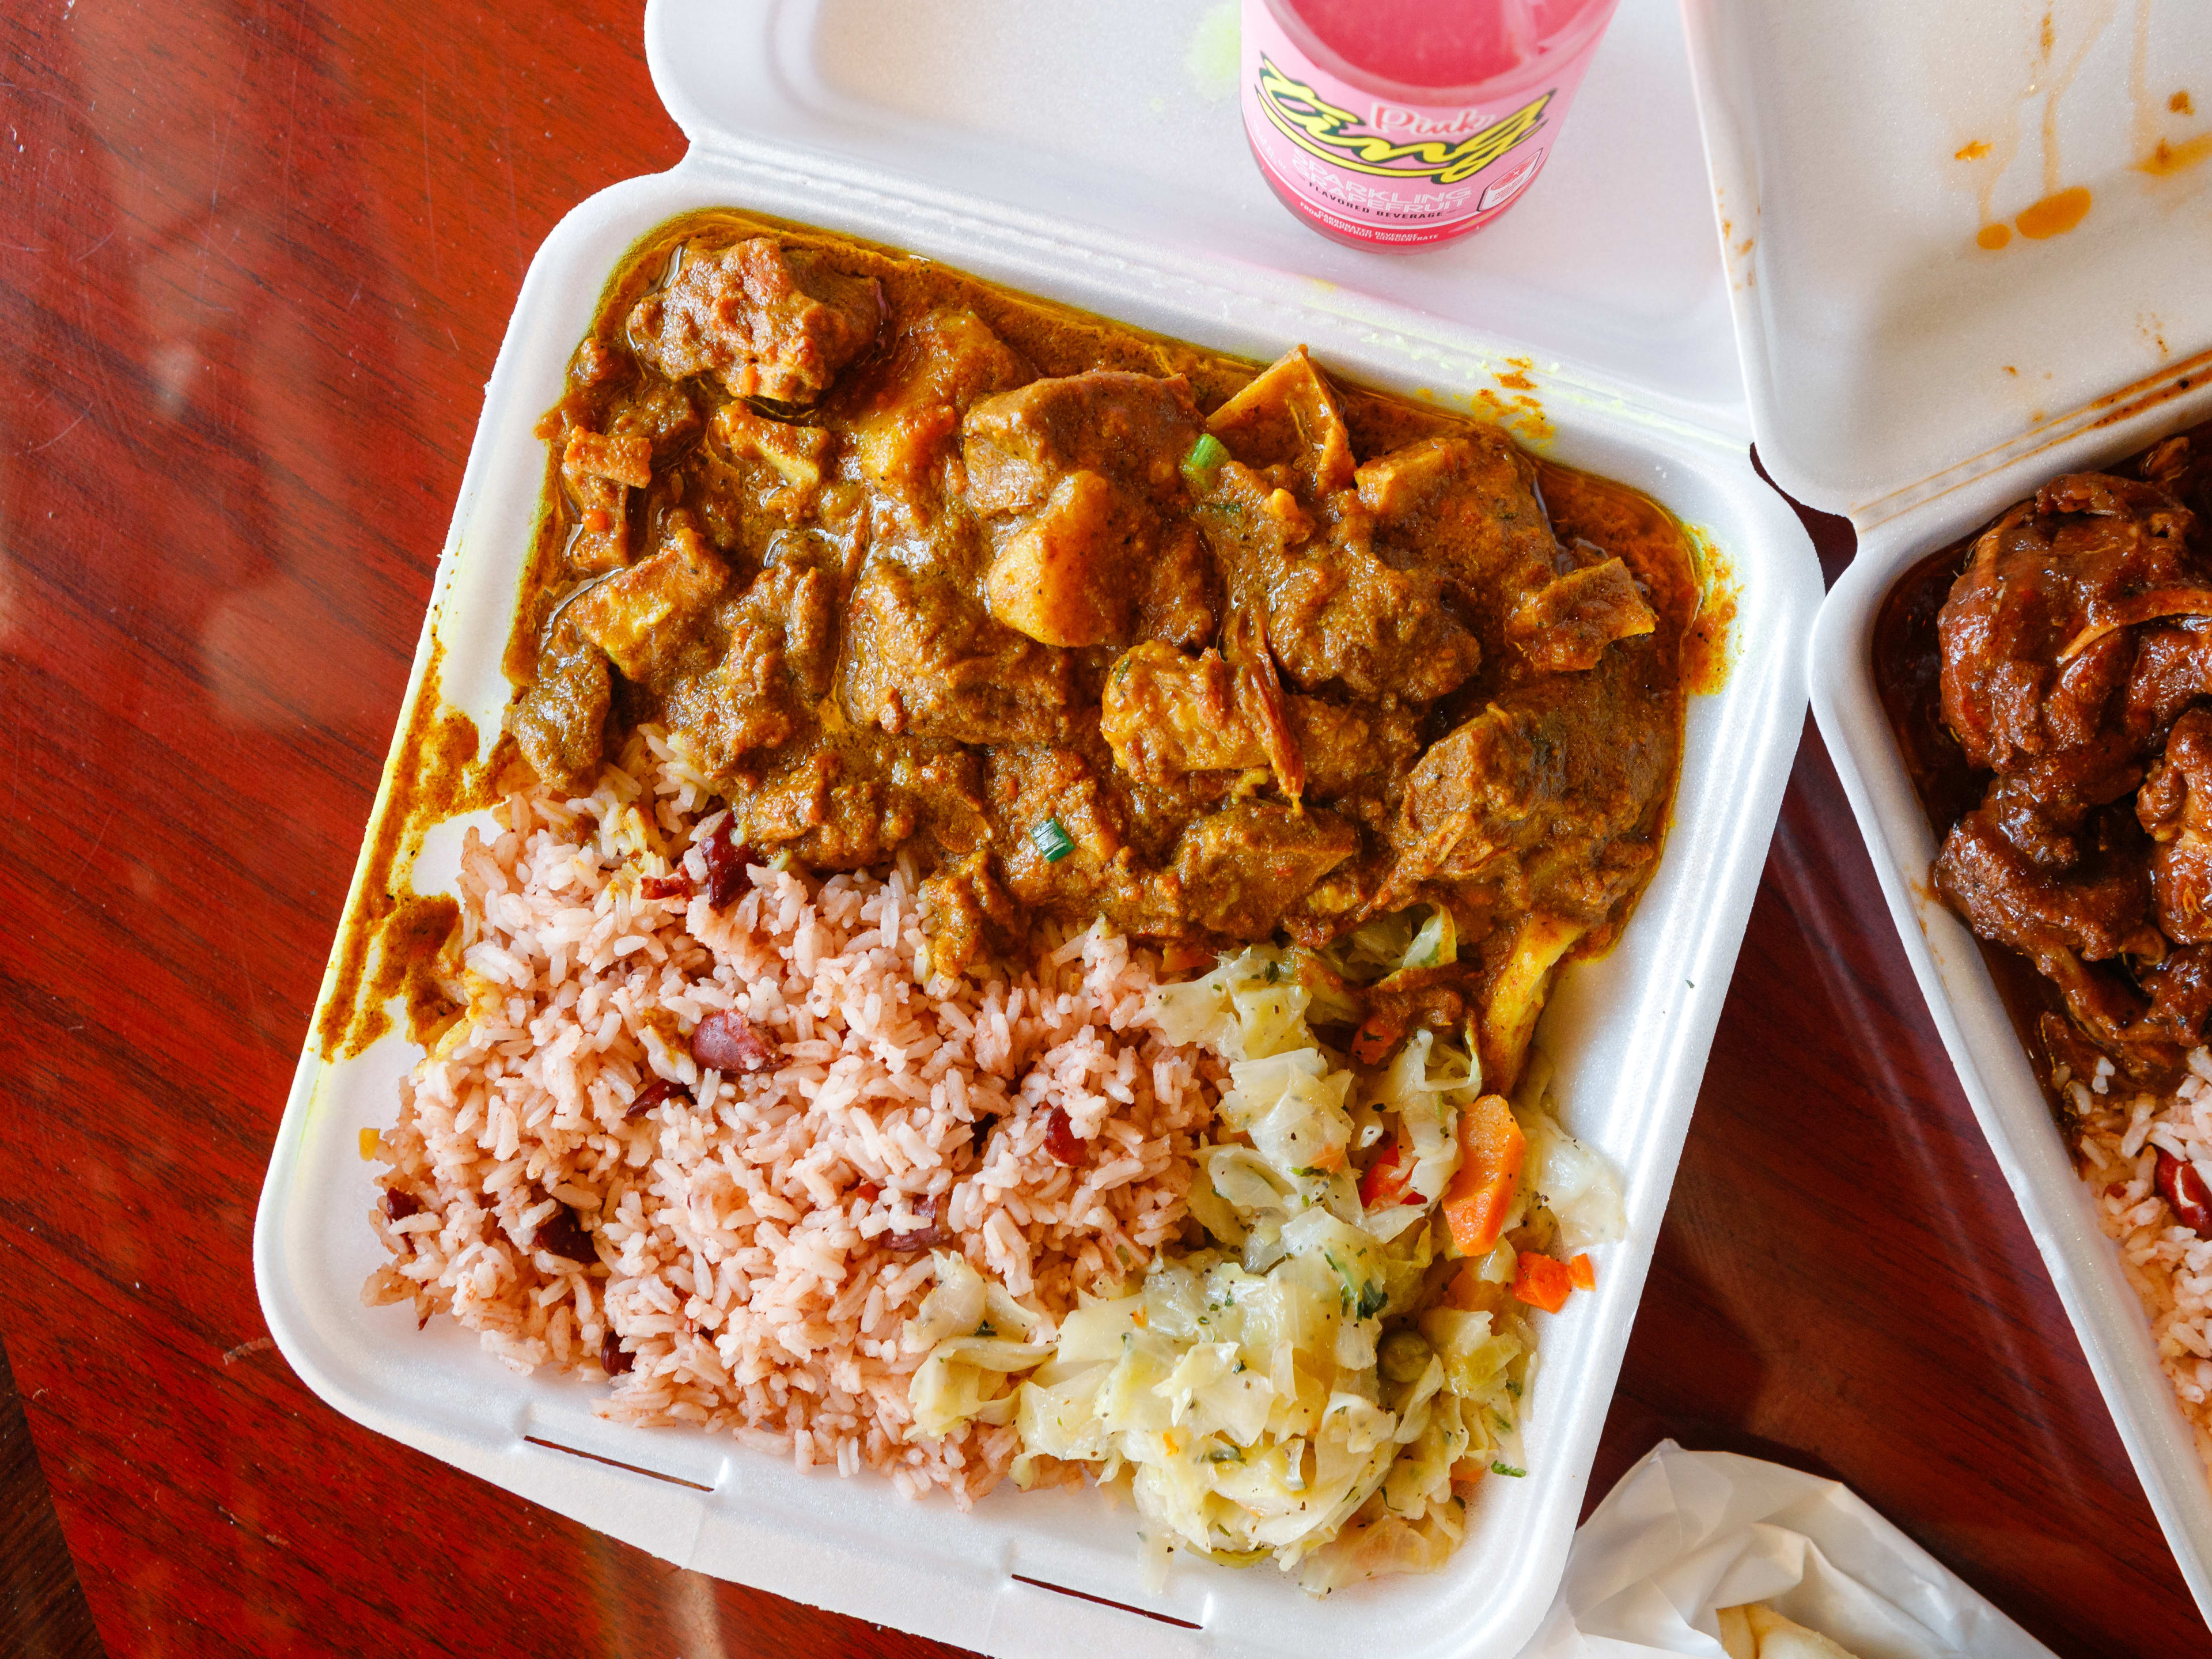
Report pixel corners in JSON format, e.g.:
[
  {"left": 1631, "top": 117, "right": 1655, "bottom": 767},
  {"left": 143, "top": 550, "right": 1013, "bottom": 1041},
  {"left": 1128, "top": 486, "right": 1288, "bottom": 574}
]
[
  {"left": 600, "top": 1330, "right": 635, "bottom": 1376},
  {"left": 626, "top": 1077, "right": 688, "bottom": 1122},
  {"left": 1044, "top": 1107, "right": 1087, "bottom": 1166},
  {"left": 2157, "top": 1149, "right": 2212, "bottom": 1234},
  {"left": 639, "top": 872, "right": 692, "bottom": 900},
  {"left": 885, "top": 1193, "right": 950, "bottom": 1253},
  {"left": 535, "top": 1205, "right": 597, "bottom": 1264},
  {"left": 701, "top": 817, "right": 753, "bottom": 909},
  {"left": 381, "top": 1188, "right": 423, "bottom": 1221},
  {"left": 692, "top": 1010, "right": 775, "bottom": 1074}
]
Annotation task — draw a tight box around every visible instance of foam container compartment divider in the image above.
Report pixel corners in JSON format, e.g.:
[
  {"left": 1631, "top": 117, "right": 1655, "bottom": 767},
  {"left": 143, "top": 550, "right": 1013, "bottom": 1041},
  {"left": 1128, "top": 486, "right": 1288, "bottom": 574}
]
[{"left": 256, "top": 2, "right": 1824, "bottom": 1653}]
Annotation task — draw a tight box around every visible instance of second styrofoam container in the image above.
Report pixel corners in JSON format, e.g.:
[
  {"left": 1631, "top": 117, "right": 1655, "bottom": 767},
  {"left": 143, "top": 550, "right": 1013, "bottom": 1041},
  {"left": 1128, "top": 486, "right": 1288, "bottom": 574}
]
[
  {"left": 254, "top": 2, "right": 1822, "bottom": 1654},
  {"left": 1682, "top": 0, "right": 2212, "bottom": 1626}
]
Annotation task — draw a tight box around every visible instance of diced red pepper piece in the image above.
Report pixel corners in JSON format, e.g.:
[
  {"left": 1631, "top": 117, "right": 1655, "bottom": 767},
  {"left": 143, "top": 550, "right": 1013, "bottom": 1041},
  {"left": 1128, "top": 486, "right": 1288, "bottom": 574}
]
[
  {"left": 1359, "top": 1137, "right": 1417, "bottom": 1209},
  {"left": 1044, "top": 1107, "right": 1088, "bottom": 1166},
  {"left": 2156, "top": 1149, "right": 2212, "bottom": 1234}
]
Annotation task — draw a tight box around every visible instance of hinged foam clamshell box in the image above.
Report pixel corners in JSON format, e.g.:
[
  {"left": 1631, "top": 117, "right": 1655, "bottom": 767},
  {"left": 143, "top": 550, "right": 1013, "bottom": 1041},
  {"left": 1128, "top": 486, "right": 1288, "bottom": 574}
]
[{"left": 255, "top": 2, "right": 1823, "bottom": 1654}]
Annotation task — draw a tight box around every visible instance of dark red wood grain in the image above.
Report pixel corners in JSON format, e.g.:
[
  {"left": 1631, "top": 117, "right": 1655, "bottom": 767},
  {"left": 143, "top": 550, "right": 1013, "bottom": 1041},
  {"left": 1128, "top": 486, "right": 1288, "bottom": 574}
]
[{"left": 0, "top": 5, "right": 2201, "bottom": 1656}]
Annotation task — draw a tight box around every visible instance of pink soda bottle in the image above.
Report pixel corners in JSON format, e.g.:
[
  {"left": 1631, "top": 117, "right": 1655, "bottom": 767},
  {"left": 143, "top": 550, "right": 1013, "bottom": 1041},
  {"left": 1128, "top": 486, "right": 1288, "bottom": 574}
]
[{"left": 1240, "top": 0, "right": 1623, "bottom": 249}]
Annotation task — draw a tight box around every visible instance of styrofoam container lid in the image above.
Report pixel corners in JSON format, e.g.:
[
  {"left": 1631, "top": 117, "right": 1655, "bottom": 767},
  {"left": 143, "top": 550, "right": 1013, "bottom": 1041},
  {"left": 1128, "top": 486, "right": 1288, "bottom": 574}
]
[
  {"left": 255, "top": 2, "right": 1825, "bottom": 1656},
  {"left": 1688, "top": 0, "right": 2212, "bottom": 1632},
  {"left": 1687, "top": 0, "right": 2212, "bottom": 528},
  {"left": 648, "top": 0, "right": 1748, "bottom": 430}
]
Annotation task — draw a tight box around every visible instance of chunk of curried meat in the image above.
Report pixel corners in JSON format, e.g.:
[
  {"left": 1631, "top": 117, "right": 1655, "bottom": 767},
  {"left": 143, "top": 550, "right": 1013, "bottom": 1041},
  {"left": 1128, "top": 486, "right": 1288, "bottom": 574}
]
[
  {"left": 919, "top": 851, "right": 1019, "bottom": 979},
  {"left": 708, "top": 402, "right": 834, "bottom": 523},
  {"left": 2139, "top": 707, "right": 2212, "bottom": 942},
  {"left": 664, "top": 556, "right": 840, "bottom": 778},
  {"left": 627, "top": 238, "right": 883, "bottom": 405},
  {"left": 564, "top": 429, "right": 652, "bottom": 490},
  {"left": 1381, "top": 647, "right": 1677, "bottom": 922},
  {"left": 844, "top": 308, "right": 1033, "bottom": 506},
  {"left": 1100, "top": 642, "right": 1261, "bottom": 782},
  {"left": 1169, "top": 801, "right": 1361, "bottom": 936},
  {"left": 1505, "top": 556, "right": 1657, "bottom": 673},
  {"left": 965, "top": 370, "right": 1200, "bottom": 509},
  {"left": 963, "top": 370, "right": 1215, "bottom": 648},
  {"left": 1388, "top": 704, "right": 1539, "bottom": 889},
  {"left": 1195, "top": 453, "right": 1482, "bottom": 703},
  {"left": 738, "top": 734, "right": 986, "bottom": 871},
  {"left": 983, "top": 744, "right": 1184, "bottom": 933},
  {"left": 1205, "top": 346, "right": 1354, "bottom": 503},
  {"left": 1972, "top": 749, "right": 2144, "bottom": 871},
  {"left": 1290, "top": 695, "right": 1422, "bottom": 801},
  {"left": 840, "top": 560, "right": 1077, "bottom": 746},
  {"left": 560, "top": 433, "right": 634, "bottom": 573},
  {"left": 1937, "top": 473, "right": 2209, "bottom": 772},
  {"left": 1097, "top": 638, "right": 1412, "bottom": 804},
  {"left": 1355, "top": 430, "right": 1564, "bottom": 662},
  {"left": 2124, "top": 623, "right": 2212, "bottom": 748},
  {"left": 608, "top": 378, "right": 702, "bottom": 455},
  {"left": 566, "top": 513, "right": 730, "bottom": 687},
  {"left": 509, "top": 624, "right": 612, "bottom": 793}
]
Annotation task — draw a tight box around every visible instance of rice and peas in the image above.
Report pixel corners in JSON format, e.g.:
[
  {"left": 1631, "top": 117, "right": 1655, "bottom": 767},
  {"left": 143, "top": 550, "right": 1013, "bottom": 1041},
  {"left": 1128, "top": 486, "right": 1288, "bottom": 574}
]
[
  {"left": 363, "top": 729, "right": 1622, "bottom": 1586},
  {"left": 2070, "top": 1051, "right": 2212, "bottom": 1468}
]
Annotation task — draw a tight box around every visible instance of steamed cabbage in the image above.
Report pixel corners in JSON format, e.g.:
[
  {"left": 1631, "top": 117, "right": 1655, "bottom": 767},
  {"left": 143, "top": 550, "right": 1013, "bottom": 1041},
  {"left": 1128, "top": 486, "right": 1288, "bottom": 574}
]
[{"left": 900, "top": 940, "right": 1623, "bottom": 1590}]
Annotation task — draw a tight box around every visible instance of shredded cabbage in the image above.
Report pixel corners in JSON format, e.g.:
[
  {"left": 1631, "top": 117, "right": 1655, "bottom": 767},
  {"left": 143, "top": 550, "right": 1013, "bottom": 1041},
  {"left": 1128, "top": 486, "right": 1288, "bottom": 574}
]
[
  {"left": 903, "top": 1253, "right": 1058, "bottom": 1437},
  {"left": 905, "top": 940, "right": 1623, "bottom": 1592}
]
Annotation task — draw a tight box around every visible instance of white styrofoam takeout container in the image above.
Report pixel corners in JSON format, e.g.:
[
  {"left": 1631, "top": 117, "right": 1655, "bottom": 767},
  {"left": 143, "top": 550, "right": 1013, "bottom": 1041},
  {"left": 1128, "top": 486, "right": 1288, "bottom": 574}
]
[
  {"left": 1680, "top": 0, "right": 2212, "bottom": 1627},
  {"left": 253, "top": 1, "right": 1822, "bottom": 1654}
]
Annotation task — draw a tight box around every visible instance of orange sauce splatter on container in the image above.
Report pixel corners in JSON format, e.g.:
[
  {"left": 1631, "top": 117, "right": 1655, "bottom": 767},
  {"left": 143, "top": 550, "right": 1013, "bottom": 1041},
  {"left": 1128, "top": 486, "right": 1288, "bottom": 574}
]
[
  {"left": 2174, "top": 92, "right": 2194, "bottom": 116},
  {"left": 1977, "top": 224, "right": 2013, "bottom": 250},
  {"left": 2139, "top": 132, "right": 2212, "bottom": 176},
  {"left": 1955, "top": 139, "right": 1991, "bottom": 161},
  {"left": 2015, "top": 185, "right": 2091, "bottom": 239}
]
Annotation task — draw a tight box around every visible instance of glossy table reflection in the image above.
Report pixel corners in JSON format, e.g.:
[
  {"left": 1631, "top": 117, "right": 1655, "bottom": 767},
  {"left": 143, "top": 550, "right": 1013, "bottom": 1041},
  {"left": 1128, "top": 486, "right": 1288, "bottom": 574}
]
[{"left": 0, "top": 4, "right": 2201, "bottom": 1656}]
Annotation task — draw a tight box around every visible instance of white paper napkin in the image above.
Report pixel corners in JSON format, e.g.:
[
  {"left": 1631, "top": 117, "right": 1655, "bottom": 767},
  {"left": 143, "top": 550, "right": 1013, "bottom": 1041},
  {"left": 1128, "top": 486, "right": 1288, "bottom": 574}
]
[{"left": 1514, "top": 1441, "right": 2059, "bottom": 1659}]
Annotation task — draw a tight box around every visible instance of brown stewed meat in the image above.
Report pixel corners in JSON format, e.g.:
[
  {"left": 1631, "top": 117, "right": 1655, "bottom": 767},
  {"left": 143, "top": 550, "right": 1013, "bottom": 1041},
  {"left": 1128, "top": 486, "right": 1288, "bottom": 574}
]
[{"left": 1929, "top": 438, "right": 2212, "bottom": 1073}]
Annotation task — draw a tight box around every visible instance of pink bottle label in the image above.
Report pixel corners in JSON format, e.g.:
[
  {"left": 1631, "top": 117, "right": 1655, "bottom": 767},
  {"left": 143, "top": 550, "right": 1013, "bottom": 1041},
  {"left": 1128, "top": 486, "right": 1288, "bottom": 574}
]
[{"left": 1240, "top": 1, "right": 1603, "bottom": 246}]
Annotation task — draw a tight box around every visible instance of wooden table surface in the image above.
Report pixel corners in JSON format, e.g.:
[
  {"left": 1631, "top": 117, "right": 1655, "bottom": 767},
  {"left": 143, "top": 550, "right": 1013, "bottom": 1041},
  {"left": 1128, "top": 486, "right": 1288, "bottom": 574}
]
[{"left": 0, "top": 4, "right": 2201, "bottom": 1656}]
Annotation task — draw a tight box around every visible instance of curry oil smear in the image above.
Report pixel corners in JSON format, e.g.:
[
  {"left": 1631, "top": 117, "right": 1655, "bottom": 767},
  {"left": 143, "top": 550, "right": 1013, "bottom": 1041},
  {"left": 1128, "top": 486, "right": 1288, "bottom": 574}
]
[
  {"left": 316, "top": 642, "right": 499, "bottom": 1061},
  {"left": 1681, "top": 530, "right": 1739, "bottom": 699}
]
